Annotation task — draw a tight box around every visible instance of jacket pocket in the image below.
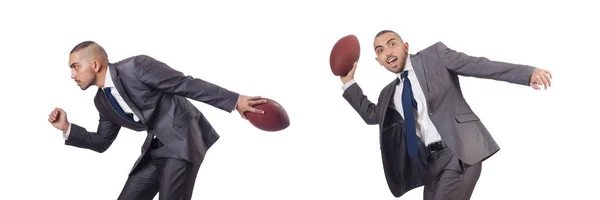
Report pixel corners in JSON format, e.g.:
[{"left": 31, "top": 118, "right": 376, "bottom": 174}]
[
  {"left": 173, "top": 111, "right": 194, "bottom": 128},
  {"left": 455, "top": 113, "right": 480, "bottom": 123}
]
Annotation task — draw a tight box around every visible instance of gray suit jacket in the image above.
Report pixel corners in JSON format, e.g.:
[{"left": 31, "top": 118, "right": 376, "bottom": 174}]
[
  {"left": 66, "top": 55, "right": 239, "bottom": 173},
  {"left": 343, "top": 42, "right": 535, "bottom": 197}
]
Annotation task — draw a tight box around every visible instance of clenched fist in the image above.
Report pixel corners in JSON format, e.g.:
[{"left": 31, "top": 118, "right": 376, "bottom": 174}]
[{"left": 48, "top": 107, "right": 70, "bottom": 133}]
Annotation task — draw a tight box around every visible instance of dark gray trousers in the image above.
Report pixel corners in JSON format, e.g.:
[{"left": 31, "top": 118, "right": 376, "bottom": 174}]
[
  {"left": 423, "top": 146, "right": 482, "bottom": 200},
  {"left": 117, "top": 137, "right": 201, "bottom": 200}
]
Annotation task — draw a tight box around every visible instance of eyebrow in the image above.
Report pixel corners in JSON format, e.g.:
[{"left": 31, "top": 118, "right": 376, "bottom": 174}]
[{"left": 374, "top": 38, "right": 397, "bottom": 50}]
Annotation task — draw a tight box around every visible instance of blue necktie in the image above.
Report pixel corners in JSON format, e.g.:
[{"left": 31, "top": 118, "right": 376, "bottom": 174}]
[
  {"left": 104, "top": 87, "right": 134, "bottom": 122},
  {"left": 400, "top": 71, "right": 418, "bottom": 158}
]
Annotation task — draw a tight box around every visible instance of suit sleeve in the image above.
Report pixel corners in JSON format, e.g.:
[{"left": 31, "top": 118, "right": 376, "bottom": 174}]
[
  {"left": 64, "top": 113, "right": 121, "bottom": 153},
  {"left": 434, "top": 42, "right": 536, "bottom": 86},
  {"left": 342, "top": 81, "right": 380, "bottom": 125},
  {"left": 133, "top": 55, "right": 240, "bottom": 113}
]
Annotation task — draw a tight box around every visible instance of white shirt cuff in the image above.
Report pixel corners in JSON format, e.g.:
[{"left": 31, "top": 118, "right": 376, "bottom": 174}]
[
  {"left": 232, "top": 94, "right": 240, "bottom": 112},
  {"left": 342, "top": 80, "right": 356, "bottom": 91},
  {"left": 63, "top": 123, "right": 71, "bottom": 140}
]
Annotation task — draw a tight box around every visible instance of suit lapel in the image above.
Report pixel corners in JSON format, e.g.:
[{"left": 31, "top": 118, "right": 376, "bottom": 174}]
[
  {"left": 387, "top": 78, "right": 399, "bottom": 108},
  {"left": 94, "top": 88, "right": 147, "bottom": 131},
  {"left": 410, "top": 54, "right": 430, "bottom": 104},
  {"left": 380, "top": 78, "right": 399, "bottom": 121},
  {"left": 94, "top": 88, "right": 126, "bottom": 123},
  {"left": 108, "top": 64, "right": 147, "bottom": 124}
]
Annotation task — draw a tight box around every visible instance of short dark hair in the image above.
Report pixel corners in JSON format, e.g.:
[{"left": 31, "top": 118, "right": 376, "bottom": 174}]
[
  {"left": 375, "top": 30, "right": 400, "bottom": 39},
  {"left": 70, "top": 41, "right": 97, "bottom": 54},
  {"left": 69, "top": 40, "right": 109, "bottom": 64}
]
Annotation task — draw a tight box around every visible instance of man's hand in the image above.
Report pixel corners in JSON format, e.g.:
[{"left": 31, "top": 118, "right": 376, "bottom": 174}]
[
  {"left": 48, "top": 107, "right": 70, "bottom": 133},
  {"left": 236, "top": 95, "right": 267, "bottom": 119},
  {"left": 529, "top": 68, "right": 553, "bottom": 90},
  {"left": 340, "top": 61, "right": 358, "bottom": 84}
]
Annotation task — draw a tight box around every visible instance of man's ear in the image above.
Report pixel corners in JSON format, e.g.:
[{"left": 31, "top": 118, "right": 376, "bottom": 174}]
[
  {"left": 405, "top": 42, "right": 409, "bottom": 54},
  {"left": 93, "top": 60, "right": 101, "bottom": 72}
]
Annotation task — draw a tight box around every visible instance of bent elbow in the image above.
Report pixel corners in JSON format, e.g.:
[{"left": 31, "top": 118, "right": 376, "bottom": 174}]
[
  {"left": 362, "top": 115, "right": 380, "bottom": 125},
  {"left": 365, "top": 120, "right": 379, "bottom": 125},
  {"left": 93, "top": 142, "right": 112, "bottom": 153},
  {"left": 95, "top": 146, "right": 108, "bottom": 153}
]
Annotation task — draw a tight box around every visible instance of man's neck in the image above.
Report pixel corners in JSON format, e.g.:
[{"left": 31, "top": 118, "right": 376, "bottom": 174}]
[
  {"left": 395, "top": 56, "right": 412, "bottom": 76},
  {"left": 95, "top": 68, "right": 108, "bottom": 88}
]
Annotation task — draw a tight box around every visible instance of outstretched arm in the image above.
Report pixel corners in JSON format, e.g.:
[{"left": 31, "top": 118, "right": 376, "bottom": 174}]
[
  {"left": 133, "top": 55, "right": 240, "bottom": 113},
  {"left": 435, "top": 42, "right": 536, "bottom": 86}
]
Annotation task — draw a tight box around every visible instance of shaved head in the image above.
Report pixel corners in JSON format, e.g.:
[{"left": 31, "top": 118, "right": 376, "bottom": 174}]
[
  {"left": 374, "top": 30, "right": 402, "bottom": 41},
  {"left": 70, "top": 41, "right": 108, "bottom": 64},
  {"left": 68, "top": 41, "right": 109, "bottom": 90}
]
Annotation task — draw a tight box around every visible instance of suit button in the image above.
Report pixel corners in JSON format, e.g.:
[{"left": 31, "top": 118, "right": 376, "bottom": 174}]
[{"left": 429, "top": 112, "right": 433, "bottom": 115}]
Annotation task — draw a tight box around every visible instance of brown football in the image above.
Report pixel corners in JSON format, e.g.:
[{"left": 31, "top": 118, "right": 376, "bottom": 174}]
[
  {"left": 244, "top": 98, "right": 290, "bottom": 132},
  {"left": 329, "top": 34, "right": 360, "bottom": 76}
]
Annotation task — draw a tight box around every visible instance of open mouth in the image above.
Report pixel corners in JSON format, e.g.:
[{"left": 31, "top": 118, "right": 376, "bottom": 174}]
[{"left": 387, "top": 56, "right": 398, "bottom": 65}]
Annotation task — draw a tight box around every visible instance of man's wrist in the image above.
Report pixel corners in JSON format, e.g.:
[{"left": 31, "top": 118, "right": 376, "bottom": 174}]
[
  {"left": 341, "top": 77, "right": 354, "bottom": 84},
  {"left": 62, "top": 123, "right": 70, "bottom": 133},
  {"left": 232, "top": 95, "right": 241, "bottom": 112},
  {"left": 528, "top": 68, "right": 538, "bottom": 83}
]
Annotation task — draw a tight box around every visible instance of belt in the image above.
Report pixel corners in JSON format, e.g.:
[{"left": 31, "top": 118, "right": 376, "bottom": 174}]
[{"left": 427, "top": 141, "right": 447, "bottom": 153}]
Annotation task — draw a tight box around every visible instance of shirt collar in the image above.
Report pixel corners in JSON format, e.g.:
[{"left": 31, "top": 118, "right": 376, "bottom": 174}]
[
  {"left": 104, "top": 65, "right": 115, "bottom": 88},
  {"left": 396, "top": 54, "right": 413, "bottom": 79}
]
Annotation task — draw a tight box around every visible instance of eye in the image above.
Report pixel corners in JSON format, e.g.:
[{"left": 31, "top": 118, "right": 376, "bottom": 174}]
[{"left": 390, "top": 42, "right": 395, "bottom": 47}]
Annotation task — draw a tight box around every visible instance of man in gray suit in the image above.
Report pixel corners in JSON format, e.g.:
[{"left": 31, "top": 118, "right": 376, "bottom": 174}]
[
  {"left": 341, "top": 30, "right": 552, "bottom": 199},
  {"left": 47, "top": 41, "right": 266, "bottom": 200}
]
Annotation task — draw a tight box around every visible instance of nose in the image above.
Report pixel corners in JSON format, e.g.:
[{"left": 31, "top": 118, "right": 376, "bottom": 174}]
[
  {"left": 71, "top": 71, "right": 76, "bottom": 79},
  {"left": 385, "top": 49, "right": 393, "bottom": 57}
]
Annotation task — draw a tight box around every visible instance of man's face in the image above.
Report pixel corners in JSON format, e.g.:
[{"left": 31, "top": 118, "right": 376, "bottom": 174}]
[
  {"left": 68, "top": 51, "right": 97, "bottom": 90},
  {"left": 373, "top": 32, "right": 409, "bottom": 73}
]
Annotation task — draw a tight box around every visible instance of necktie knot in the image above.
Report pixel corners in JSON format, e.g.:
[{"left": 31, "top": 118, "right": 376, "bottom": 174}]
[{"left": 401, "top": 71, "right": 409, "bottom": 79}]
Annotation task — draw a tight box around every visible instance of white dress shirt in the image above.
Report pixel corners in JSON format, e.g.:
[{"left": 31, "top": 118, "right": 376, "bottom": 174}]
[
  {"left": 103, "top": 69, "right": 141, "bottom": 122},
  {"left": 342, "top": 56, "right": 442, "bottom": 146},
  {"left": 62, "top": 69, "right": 141, "bottom": 140}
]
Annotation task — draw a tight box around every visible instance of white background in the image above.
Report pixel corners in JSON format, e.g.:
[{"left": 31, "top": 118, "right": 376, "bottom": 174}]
[{"left": 1, "top": 0, "right": 598, "bottom": 199}]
